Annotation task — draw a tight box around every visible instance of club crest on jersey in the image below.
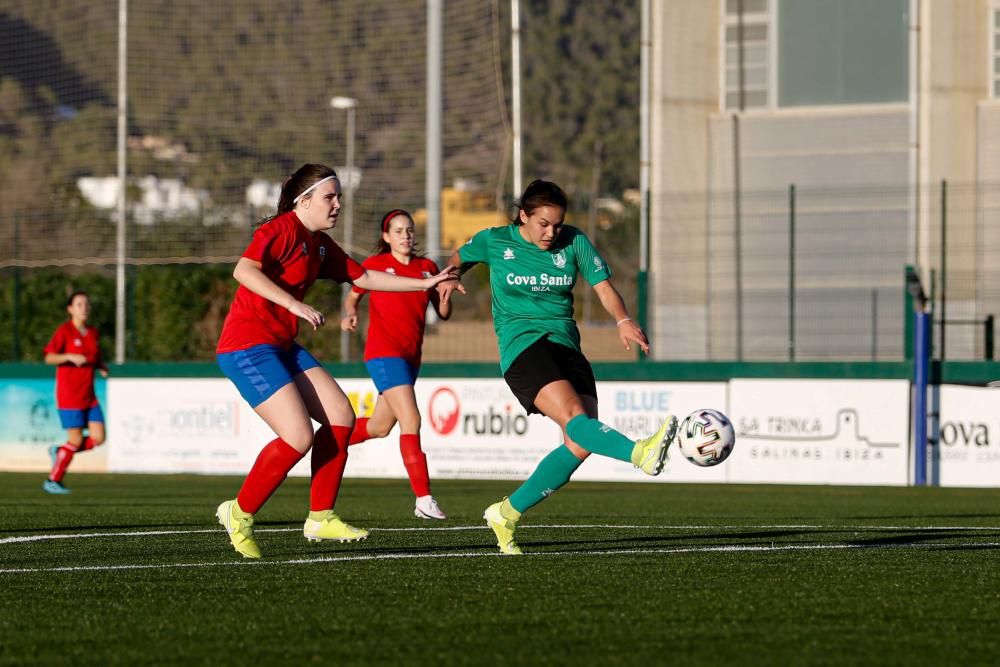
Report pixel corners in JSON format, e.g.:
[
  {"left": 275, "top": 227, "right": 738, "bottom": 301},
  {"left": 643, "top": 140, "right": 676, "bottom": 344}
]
[
  {"left": 551, "top": 250, "right": 567, "bottom": 269},
  {"left": 503, "top": 247, "right": 515, "bottom": 260},
  {"left": 386, "top": 268, "right": 396, "bottom": 274},
  {"left": 74, "top": 339, "right": 82, "bottom": 346}
]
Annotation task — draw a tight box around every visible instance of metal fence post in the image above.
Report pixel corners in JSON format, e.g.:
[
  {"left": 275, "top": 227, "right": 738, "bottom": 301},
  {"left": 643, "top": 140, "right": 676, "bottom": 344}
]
[
  {"left": 986, "top": 315, "right": 995, "bottom": 361},
  {"left": 939, "top": 179, "right": 947, "bottom": 361},
  {"left": 637, "top": 268, "right": 648, "bottom": 363},
  {"left": 904, "top": 265, "right": 916, "bottom": 360},
  {"left": 871, "top": 289, "right": 878, "bottom": 361},
  {"left": 12, "top": 216, "right": 20, "bottom": 360},
  {"left": 913, "top": 307, "right": 930, "bottom": 487},
  {"left": 788, "top": 183, "right": 796, "bottom": 361}
]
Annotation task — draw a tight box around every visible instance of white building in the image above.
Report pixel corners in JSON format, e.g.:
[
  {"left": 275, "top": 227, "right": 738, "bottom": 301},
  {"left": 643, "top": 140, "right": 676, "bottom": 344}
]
[
  {"left": 77, "top": 176, "right": 211, "bottom": 226},
  {"left": 649, "top": 1, "right": 997, "bottom": 361}
]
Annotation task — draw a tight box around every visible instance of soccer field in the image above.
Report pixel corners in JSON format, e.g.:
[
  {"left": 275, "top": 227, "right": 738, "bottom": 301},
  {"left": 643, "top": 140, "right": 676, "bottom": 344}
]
[{"left": 2, "top": 473, "right": 999, "bottom": 666}]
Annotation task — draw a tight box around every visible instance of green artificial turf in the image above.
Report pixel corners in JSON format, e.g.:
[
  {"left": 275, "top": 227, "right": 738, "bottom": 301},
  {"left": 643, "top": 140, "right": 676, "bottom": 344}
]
[{"left": 1, "top": 473, "right": 999, "bottom": 666}]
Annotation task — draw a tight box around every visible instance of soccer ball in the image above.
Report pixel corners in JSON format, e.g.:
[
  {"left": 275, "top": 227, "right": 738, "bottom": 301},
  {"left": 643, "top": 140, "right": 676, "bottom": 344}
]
[{"left": 677, "top": 408, "right": 736, "bottom": 467}]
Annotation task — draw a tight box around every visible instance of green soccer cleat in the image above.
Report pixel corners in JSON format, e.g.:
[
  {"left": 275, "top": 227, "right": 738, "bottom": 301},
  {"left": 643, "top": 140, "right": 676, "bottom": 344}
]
[
  {"left": 631, "top": 415, "right": 679, "bottom": 476},
  {"left": 42, "top": 479, "right": 71, "bottom": 495},
  {"left": 216, "top": 499, "right": 261, "bottom": 559},
  {"left": 483, "top": 500, "right": 523, "bottom": 555},
  {"left": 303, "top": 511, "right": 369, "bottom": 542}
]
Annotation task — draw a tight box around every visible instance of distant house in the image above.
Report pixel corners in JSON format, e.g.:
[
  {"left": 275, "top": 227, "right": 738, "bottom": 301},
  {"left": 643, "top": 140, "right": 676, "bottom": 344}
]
[{"left": 77, "top": 176, "right": 210, "bottom": 226}]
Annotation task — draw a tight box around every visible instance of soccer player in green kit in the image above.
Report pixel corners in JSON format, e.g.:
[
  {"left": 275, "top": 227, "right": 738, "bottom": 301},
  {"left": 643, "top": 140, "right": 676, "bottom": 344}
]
[{"left": 440, "top": 179, "right": 677, "bottom": 555}]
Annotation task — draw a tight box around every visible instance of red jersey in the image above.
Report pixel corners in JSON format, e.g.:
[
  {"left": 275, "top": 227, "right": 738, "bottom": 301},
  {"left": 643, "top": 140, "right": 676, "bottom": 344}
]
[
  {"left": 217, "top": 211, "right": 365, "bottom": 353},
  {"left": 353, "top": 254, "right": 439, "bottom": 367},
  {"left": 44, "top": 320, "right": 102, "bottom": 409}
]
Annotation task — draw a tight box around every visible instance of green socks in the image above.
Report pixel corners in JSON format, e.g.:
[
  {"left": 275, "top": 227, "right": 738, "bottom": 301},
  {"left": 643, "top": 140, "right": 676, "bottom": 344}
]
[
  {"left": 565, "top": 414, "right": 635, "bottom": 463},
  {"left": 505, "top": 416, "right": 641, "bottom": 516},
  {"left": 508, "top": 445, "right": 583, "bottom": 513}
]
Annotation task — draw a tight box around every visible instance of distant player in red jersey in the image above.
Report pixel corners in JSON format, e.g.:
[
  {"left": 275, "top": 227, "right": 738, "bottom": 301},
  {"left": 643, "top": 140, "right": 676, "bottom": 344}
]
[
  {"left": 42, "top": 291, "right": 109, "bottom": 494},
  {"left": 341, "top": 209, "right": 451, "bottom": 520},
  {"left": 214, "top": 163, "right": 461, "bottom": 559}
]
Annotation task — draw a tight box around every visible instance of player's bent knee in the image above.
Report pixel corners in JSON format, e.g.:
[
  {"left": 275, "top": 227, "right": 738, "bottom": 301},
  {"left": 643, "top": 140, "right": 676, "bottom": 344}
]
[
  {"left": 564, "top": 413, "right": 594, "bottom": 442},
  {"left": 283, "top": 430, "right": 315, "bottom": 452},
  {"left": 565, "top": 440, "right": 591, "bottom": 460},
  {"left": 331, "top": 411, "right": 355, "bottom": 430},
  {"left": 399, "top": 417, "right": 421, "bottom": 433}
]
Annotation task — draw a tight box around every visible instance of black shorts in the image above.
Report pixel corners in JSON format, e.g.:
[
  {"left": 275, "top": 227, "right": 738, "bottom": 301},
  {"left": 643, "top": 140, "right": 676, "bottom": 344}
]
[{"left": 503, "top": 336, "right": 597, "bottom": 415}]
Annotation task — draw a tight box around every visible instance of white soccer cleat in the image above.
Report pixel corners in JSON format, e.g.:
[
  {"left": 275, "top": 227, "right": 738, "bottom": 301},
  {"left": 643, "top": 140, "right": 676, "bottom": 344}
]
[{"left": 414, "top": 495, "right": 446, "bottom": 520}]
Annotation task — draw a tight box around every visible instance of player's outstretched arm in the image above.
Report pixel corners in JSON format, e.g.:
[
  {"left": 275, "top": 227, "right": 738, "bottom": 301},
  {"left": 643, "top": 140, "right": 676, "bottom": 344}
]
[
  {"left": 352, "top": 266, "right": 464, "bottom": 294},
  {"left": 438, "top": 250, "right": 476, "bottom": 306},
  {"left": 593, "top": 279, "right": 649, "bottom": 355},
  {"left": 233, "top": 257, "right": 325, "bottom": 330}
]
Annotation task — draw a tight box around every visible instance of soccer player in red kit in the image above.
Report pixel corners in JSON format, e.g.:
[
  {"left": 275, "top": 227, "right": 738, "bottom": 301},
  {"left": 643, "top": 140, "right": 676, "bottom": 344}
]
[
  {"left": 215, "top": 163, "right": 461, "bottom": 559},
  {"left": 341, "top": 209, "right": 451, "bottom": 520},
  {"left": 43, "top": 291, "right": 109, "bottom": 494}
]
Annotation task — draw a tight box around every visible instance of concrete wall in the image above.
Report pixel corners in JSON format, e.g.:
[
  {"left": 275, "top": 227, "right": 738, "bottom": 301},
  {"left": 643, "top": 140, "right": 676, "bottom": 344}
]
[{"left": 649, "top": 0, "right": 994, "bottom": 361}]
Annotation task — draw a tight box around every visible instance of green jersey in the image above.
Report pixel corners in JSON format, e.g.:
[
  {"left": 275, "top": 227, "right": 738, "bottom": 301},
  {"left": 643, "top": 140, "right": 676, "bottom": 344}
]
[{"left": 459, "top": 224, "right": 611, "bottom": 372}]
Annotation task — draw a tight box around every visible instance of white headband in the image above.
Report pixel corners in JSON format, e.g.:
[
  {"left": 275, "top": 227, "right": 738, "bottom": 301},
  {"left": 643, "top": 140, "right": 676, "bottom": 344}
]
[{"left": 293, "top": 175, "right": 338, "bottom": 204}]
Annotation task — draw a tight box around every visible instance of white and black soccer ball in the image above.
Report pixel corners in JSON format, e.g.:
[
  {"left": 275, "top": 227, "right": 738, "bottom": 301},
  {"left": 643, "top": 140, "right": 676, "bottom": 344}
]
[{"left": 677, "top": 408, "right": 736, "bottom": 467}]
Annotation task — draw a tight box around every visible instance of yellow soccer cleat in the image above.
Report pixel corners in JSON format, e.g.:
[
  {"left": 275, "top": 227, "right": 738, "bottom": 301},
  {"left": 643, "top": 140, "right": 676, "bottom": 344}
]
[
  {"left": 216, "top": 499, "right": 261, "bottom": 559},
  {"left": 303, "top": 510, "right": 369, "bottom": 542},
  {"left": 631, "top": 415, "right": 679, "bottom": 476},
  {"left": 483, "top": 499, "right": 523, "bottom": 556}
]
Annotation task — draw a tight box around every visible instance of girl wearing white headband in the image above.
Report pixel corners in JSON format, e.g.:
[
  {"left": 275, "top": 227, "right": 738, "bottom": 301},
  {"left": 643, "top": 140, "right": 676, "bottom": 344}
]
[{"left": 213, "top": 163, "right": 463, "bottom": 559}]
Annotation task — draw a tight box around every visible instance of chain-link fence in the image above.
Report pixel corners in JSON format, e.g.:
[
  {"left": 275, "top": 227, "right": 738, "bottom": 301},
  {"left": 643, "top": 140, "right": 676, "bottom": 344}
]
[
  {"left": 3, "top": 2, "right": 996, "bottom": 364},
  {"left": 651, "top": 180, "right": 1000, "bottom": 363},
  {"left": 1, "top": 1, "right": 657, "bottom": 364}
]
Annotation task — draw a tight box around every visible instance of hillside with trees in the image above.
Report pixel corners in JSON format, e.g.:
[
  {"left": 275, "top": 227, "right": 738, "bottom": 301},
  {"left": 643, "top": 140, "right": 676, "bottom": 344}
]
[{"left": 0, "top": 0, "right": 642, "bottom": 361}]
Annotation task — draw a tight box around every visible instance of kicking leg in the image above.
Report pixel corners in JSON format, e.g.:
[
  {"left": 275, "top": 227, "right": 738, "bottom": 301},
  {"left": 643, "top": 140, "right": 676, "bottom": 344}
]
[{"left": 535, "top": 381, "right": 677, "bottom": 476}]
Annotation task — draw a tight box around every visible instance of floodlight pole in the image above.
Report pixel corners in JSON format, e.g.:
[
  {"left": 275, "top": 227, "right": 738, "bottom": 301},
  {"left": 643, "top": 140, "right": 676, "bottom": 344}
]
[
  {"left": 114, "top": 0, "right": 128, "bottom": 364},
  {"left": 638, "top": 0, "right": 650, "bottom": 347},
  {"left": 427, "top": 0, "right": 442, "bottom": 265},
  {"left": 511, "top": 0, "right": 522, "bottom": 196},
  {"left": 331, "top": 96, "right": 358, "bottom": 362}
]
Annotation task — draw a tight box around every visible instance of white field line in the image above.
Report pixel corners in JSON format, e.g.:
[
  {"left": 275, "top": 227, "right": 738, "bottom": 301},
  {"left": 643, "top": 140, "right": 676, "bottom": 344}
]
[
  {"left": 1, "top": 522, "right": 998, "bottom": 546},
  {"left": 0, "top": 523, "right": 1000, "bottom": 544},
  {"left": 2, "top": 540, "right": 999, "bottom": 576}
]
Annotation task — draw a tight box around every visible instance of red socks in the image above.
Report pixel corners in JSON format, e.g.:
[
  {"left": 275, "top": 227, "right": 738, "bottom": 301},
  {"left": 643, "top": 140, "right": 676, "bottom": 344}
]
[
  {"left": 347, "top": 427, "right": 431, "bottom": 496},
  {"left": 348, "top": 417, "right": 370, "bottom": 446},
  {"left": 310, "top": 425, "right": 352, "bottom": 511},
  {"left": 49, "top": 437, "right": 99, "bottom": 482},
  {"left": 236, "top": 438, "right": 304, "bottom": 514},
  {"left": 50, "top": 446, "right": 75, "bottom": 482},
  {"left": 400, "top": 433, "right": 431, "bottom": 497},
  {"left": 235, "top": 426, "right": 354, "bottom": 515}
]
